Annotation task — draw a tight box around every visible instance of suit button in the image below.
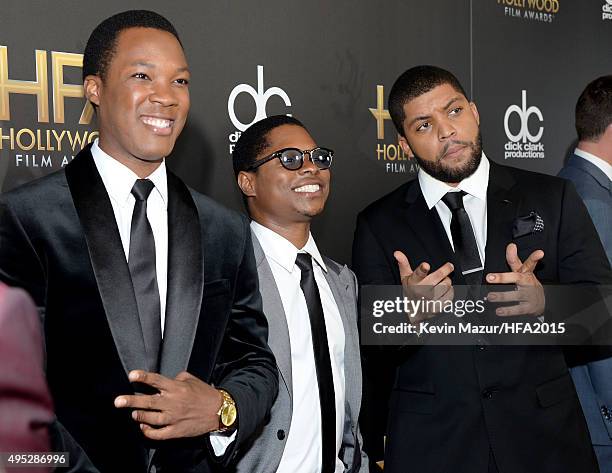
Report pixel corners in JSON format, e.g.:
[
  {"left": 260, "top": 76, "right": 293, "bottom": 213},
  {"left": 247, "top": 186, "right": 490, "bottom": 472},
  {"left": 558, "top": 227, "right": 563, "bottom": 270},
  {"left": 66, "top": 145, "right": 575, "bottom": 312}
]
[
  {"left": 482, "top": 389, "right": 493, "bottom": 399},
  {"left": 277, "top": 429, "right": 285, "bottom": 440}
]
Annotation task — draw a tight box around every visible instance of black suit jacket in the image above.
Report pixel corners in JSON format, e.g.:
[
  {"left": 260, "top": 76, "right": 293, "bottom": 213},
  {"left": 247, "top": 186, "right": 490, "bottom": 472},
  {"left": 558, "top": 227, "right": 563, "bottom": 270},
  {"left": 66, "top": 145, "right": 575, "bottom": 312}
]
[
  {"left": 0, "top": 145, "right": 278, "bottom": 473},
  {"left": 353, "top": 161, "right": 612, "bottom": 473}
]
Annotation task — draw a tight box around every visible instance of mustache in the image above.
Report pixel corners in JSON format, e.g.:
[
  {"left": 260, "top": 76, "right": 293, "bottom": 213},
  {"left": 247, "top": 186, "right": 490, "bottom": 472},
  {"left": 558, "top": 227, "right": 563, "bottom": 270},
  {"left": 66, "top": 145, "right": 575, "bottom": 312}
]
[{"left": 436, "top": 140, "right": 473, "bottom": 161}]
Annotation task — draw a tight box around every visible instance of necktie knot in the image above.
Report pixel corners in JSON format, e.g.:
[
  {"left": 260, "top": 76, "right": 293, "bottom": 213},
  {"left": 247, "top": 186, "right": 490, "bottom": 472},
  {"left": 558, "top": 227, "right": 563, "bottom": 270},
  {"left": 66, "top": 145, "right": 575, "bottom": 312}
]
[
  {"left": 442, "top": 190, "right": 467, "bottom": 211},
  {"left": 131, "top": 179, "right": 155, "bottom": 201},
  {"left": 295, "top": 253, "right": 314, "bottom": 273}
]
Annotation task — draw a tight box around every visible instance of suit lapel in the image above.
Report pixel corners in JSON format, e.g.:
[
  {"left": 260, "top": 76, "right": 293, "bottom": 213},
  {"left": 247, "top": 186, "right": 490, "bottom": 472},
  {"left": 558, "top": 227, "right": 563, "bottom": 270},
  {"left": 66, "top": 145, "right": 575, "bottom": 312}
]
[
  {"left": 569, "top": 154, "right": 612, "bottom": 194},
  {"left": 322, "top": 262, "right": 361, "bottom": 416},
  {"left": 484, "top": 162, "right": 520, "bottom": 275},
  {"left": 252, "top": 235, "right": 293, "bottom": 398},
  {"left": 399, "top": 182, "right": 463, "bottom": 283},
  {"left": 65, "top": 146, "right": 147, "bottom": 375},
  {"left": 158, "top": 172, "right": 203, "bottom": 378},
  {"left": 322, "top": 264, "right": 354, "bottom": 347}
]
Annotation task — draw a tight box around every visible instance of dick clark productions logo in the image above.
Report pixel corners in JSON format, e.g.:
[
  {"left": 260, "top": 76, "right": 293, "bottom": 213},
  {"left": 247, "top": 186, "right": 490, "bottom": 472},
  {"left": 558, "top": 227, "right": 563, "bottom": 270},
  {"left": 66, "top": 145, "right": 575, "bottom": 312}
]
[
  {"left": 226, "top": 65, "right": 292, "bottom": 154},
  {"left": 503, "top": 90, "right": 545, "bottom": 160},
  {"left": 603, "top": 0, "right": 612, "bottom": 20}
]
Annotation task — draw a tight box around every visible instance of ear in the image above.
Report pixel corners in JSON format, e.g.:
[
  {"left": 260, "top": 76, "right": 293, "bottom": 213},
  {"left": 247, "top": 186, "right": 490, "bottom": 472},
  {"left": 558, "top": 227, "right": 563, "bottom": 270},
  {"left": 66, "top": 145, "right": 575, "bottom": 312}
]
[
  {"left": 398, "top": 134, "right": 414, "bottom": 158},
  {"left": 600, "top": 123, "right": 612, "bottom": 150},
  {"left": 237, "top": 171, "right": 256, "bottom": 198},
  {"left": 469, "top": 101, "right": 480, "bottom": 126},
  {"left": 84, "top": 75, "right": 102, "bottom": 107}
]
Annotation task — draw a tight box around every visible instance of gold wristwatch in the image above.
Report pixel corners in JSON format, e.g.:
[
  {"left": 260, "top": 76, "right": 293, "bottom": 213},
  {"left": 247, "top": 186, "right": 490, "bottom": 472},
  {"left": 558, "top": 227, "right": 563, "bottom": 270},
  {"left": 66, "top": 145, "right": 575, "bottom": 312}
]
[{"left": 216, "top": 389, "right": 237, "bottom": 432}]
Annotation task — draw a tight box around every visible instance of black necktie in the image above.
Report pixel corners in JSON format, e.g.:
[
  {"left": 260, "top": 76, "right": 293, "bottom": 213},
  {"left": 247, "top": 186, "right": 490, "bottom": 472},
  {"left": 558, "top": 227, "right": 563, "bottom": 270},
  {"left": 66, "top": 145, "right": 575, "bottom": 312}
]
[
  {"left": 129, "top": 179, "right": 162, "bottom": 373},
  {"left": 295, "top": 253, "right": 336, "bottom": 473},
  {"left": 441, "top": 191, "right": 483, "bottom": 283}
]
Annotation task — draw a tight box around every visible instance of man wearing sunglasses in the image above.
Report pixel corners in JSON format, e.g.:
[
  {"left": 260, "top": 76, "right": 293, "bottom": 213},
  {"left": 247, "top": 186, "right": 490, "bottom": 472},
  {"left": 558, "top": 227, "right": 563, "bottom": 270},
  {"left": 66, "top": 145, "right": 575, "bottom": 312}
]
[{"left": 232, "top": 115, "right": 368, "bottom": 473}]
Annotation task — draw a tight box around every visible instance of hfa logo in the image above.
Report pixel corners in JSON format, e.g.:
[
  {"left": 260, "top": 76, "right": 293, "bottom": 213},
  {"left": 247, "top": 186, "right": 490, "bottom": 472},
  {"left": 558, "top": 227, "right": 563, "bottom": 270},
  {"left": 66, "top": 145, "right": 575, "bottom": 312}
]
[
  {"left": 0, "top": 46, "right": 97, "bottom": 169},
  {"left": 503, "top": 90, "right": 545, "bottom": 159},
  {"left": 368, "top": 84, "right": 416, "bottom": 174},
  {"left": 497, "top": 0, "right": 559, "bottom": 23},
  {"left": 603, "top": 0, "right": 612, "bottom": 20},
  {"left": 0, "top": 46, "right": 94, "bottom": 124},
  {"left": 226, "top": 65, "right": 291, "bottom": 154}
]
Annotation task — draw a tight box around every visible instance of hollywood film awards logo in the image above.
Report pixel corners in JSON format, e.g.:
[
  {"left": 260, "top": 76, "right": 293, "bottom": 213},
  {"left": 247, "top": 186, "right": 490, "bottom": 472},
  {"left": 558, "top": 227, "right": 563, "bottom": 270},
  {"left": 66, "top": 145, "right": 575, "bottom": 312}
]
[
  {"left": 503, "top": 90, "right": 545, "bottom": 160},
  {"left": 0, "top": 46, "right": 97, "bottom": 169},
  {"left": 603, "top": 0, "right": 612, "bottom": 20},
  {"left": 226, "top": 65, "right": 291, "bottom": 154},
  {"left": 368, "top": 85, "right": 417, "bottom": 174},
  {"left": 497, "top": 0, "right": 559, "bottom": 23}
]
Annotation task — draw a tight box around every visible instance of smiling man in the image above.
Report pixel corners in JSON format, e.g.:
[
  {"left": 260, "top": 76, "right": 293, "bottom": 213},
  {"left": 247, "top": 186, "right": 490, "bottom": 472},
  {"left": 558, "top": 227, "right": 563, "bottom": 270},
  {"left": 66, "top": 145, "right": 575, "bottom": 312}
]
[
  {"left": 232, "top": 115, "right": 368, "bottom": 473},
  {"left": 353, "top": 65, "right": 612, "bottom": 473},
  {"left": 0, "top": 10, "right": 277, "bottom": 473}
]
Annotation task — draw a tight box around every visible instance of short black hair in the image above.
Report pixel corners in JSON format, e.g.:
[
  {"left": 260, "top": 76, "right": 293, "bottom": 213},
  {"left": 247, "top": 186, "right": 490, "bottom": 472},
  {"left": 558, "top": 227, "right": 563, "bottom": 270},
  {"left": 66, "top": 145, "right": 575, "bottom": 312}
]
[
  {"left": 575, "top": 75, "right": 612, "bottom": 142},
  {"left": 83, "top": 10, "right": 182, "bottom": 81},
  {"left": 232, "top": 115, "right": 307, "bottom": 177},
  {"left": 388, "top": 65, "right": 468, "bottom": 137}
]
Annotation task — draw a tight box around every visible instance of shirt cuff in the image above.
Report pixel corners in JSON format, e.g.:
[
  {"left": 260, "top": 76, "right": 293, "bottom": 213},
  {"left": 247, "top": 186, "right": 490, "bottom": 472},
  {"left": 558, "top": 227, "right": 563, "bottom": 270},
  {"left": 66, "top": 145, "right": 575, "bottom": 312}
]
[{"left": 209, "top": 429, "right": 237, "bottom": 456}]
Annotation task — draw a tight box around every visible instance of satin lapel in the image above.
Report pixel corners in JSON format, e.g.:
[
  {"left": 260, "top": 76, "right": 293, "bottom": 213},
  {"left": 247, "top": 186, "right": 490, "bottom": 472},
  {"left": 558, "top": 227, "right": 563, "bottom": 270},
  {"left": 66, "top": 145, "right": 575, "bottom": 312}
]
[
  {"left": 323, "top": 263, "right": 360, "bottom": 415},
  {"left": 484, "top": 162, "right": 520, "bottom": 276},
  {"left": 159, "top": 172, "right": 203, "bottom": 378},
  {"left": 400, "top": 183, "right": 464, "bottom": 284},
  {"left": 65, "top": 146, "right": 147, "bottom": 375},
  {"left": 252, "top": 235, "right": 293, "bottom": 398}
]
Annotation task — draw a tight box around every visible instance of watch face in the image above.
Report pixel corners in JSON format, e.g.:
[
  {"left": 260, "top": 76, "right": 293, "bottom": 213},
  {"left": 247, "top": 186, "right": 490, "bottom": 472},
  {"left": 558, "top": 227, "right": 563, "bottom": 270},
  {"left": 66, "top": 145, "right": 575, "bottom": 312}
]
[{"left": 221, "top": 404, "right": 237, "bottom": 427}]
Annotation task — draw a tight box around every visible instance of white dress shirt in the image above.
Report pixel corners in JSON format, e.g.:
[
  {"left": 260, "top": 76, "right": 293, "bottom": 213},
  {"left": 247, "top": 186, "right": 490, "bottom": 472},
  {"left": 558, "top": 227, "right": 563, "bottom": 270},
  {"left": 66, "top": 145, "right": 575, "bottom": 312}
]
[
  {"left": 91, "top": 139, "right": 169, "bottom": 334},
  {"left": 418, "top": 153, "right": 490, "bottom": 270},
  {"left": 91, "top": 139, "right": 233, "bottom": 454},
  {"left": 574, "top": 148, "right": 612, "bottom": 182},
  {"left": 418, "top": 153, "right": 548, "bottom": 322},
  {"left": 251, "top": 221, "right": 346, "bottom": 473}
]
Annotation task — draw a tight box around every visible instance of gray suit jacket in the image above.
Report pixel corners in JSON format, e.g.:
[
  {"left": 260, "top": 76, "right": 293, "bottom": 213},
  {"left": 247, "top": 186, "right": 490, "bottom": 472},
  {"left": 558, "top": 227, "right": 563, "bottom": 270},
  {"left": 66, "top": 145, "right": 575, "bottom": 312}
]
[
  {"left": 559, "top": 153, "right": 612, "bottom": 454},
  {"left": 232, "top": 234, "right": 368, "bottom": 473},
  {"left": 559, "top": 153, "right": 611, "bottom": 265}
]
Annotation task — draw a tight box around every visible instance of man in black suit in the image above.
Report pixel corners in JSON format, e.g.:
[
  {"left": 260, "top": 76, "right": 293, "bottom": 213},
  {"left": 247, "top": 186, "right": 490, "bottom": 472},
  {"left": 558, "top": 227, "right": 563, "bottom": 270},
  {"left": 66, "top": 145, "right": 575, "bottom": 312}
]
[
  {"left": 353, "top": 65, "right": 611, "bottom": 473},
  {"left": 0, "top": 10, "right": 277, "bottom": 472}
]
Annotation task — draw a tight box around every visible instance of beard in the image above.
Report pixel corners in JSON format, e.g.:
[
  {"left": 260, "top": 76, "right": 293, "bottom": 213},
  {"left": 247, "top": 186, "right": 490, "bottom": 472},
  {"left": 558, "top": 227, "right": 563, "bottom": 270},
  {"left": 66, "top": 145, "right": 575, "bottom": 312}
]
[{"left": 413, "top": 131, "right": 483, "bottom": 183}]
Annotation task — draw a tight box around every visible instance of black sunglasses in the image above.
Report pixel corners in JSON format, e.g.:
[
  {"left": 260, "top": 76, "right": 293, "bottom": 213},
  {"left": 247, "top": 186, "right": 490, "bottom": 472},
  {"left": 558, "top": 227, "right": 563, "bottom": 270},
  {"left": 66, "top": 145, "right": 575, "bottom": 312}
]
[{"left": 246, "top": 147, "right": 334, "bottom": 171}]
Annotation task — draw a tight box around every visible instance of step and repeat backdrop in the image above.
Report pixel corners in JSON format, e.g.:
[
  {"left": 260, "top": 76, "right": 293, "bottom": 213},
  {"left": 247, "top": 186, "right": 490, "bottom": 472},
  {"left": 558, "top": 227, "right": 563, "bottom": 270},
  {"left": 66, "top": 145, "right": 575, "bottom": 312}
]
[{"left": 1, "top": 0, "right": 611, "bottom": 263}]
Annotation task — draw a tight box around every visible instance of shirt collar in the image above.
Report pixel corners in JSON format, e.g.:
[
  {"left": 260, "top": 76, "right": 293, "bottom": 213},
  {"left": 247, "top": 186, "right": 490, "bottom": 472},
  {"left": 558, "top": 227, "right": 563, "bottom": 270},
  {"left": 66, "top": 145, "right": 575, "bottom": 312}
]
[
  {"left": 418, "top": 152, "right": 490, "bottom": 209},
  {"left": 91, "top": 138, "right": 168, "bottom": 208},
  {"left": 574, "top": 148, "right": 612, "bottom": 182},
  {"left": 250, "top": 220, "right": 327, "bottom": 273}
]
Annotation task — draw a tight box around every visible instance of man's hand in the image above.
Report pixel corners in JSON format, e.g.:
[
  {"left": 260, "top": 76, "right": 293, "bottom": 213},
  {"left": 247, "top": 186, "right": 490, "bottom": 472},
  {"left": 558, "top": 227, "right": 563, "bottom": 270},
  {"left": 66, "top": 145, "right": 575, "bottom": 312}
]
[
  {"left": 394, "top": 250, "right": 454, "bottom": 323},
  {"left": 114, "top": 370, "right": 223, "bottom": 440},
  {"left": 486, "top": 243, "right": 545, "bottom": 317}
]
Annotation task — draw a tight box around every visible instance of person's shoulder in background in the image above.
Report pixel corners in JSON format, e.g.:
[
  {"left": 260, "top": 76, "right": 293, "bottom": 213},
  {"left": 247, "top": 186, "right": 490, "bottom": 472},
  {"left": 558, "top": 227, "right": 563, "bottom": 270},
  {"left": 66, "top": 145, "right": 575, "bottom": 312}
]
[{"left": 0, "top": 283, "right": 53, "bottom": 453}]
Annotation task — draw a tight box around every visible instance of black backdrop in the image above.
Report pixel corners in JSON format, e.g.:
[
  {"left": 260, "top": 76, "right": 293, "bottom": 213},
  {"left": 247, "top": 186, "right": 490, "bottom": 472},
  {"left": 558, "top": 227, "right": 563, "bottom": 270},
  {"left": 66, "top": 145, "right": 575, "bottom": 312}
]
[{"left": 1, "top": 0, "right": 611, "bottom": 263}]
